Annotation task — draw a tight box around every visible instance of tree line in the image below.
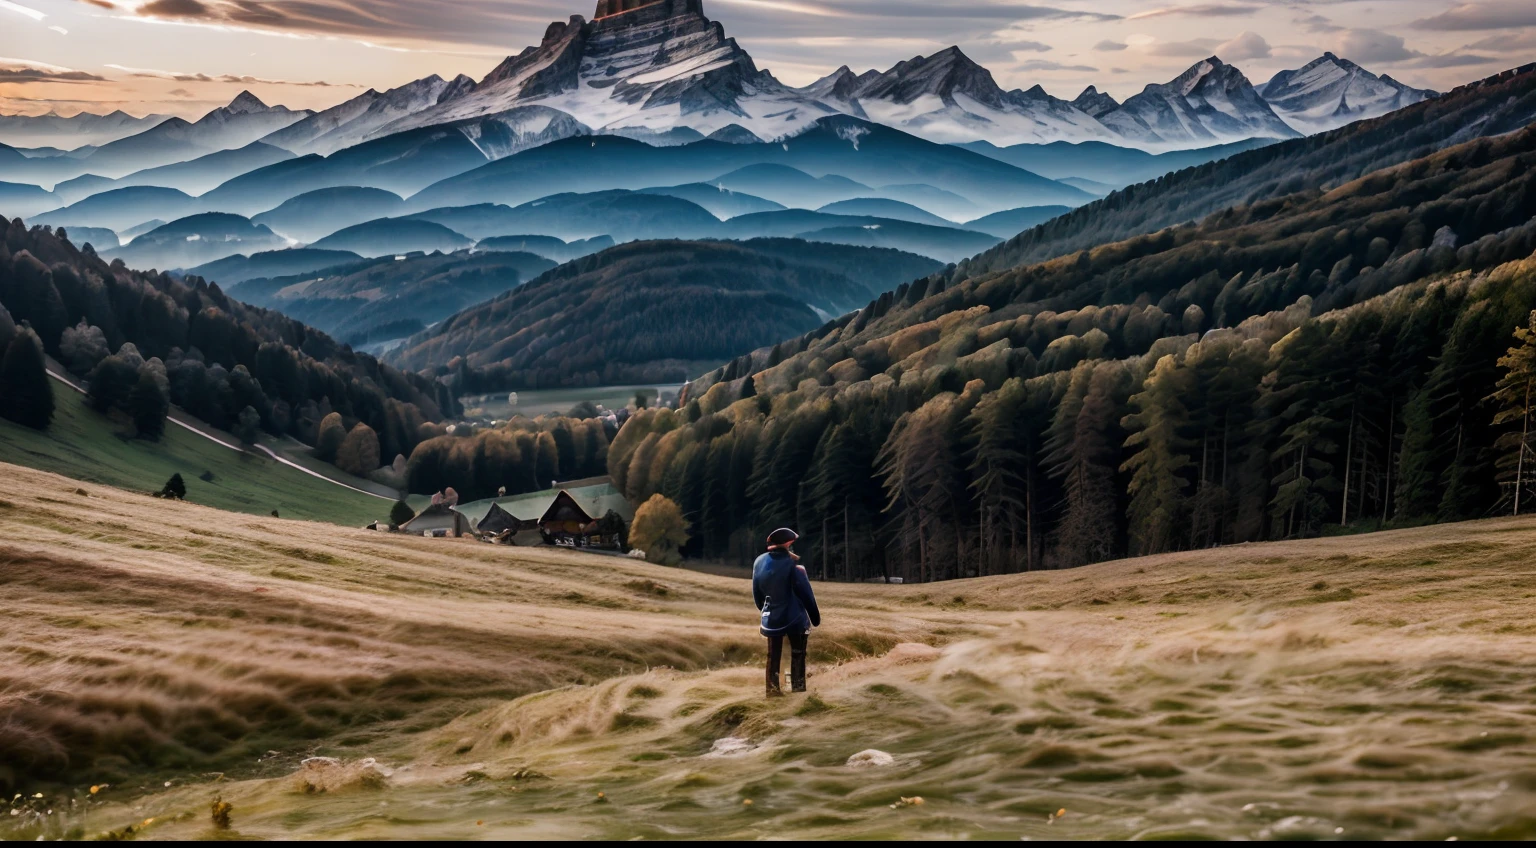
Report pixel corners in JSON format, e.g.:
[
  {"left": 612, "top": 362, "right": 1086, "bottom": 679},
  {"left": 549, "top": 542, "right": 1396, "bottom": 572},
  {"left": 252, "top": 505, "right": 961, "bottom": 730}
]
[
  {"left": 0, "top": 217, "right": 457, "bottom": 464},
  {"left": 598, "top": 124, "right": 1536, "bottom": 581}
]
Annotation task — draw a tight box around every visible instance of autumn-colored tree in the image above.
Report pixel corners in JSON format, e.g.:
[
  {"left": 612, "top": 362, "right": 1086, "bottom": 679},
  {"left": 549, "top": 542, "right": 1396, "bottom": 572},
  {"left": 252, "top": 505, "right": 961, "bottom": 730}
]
[
  {"left": 1489, "top": 310, "right": 1536, "bottom": 515},
  {"left": 315, "top": 412, "right": 346, "bottom": 461},
  {"left": 630, "top": 494, "right": 690, "bottom": 566},
  {"left": 337, "top": 423, "right": 381, "bottom": 477}
]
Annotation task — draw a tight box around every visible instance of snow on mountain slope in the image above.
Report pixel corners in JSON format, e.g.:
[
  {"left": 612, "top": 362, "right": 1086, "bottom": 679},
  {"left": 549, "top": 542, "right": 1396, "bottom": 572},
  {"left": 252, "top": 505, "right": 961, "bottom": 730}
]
[
  {"left": 1259, "top": 54, "right": 1437, "bottom": 134},
  {"left": 262, "top": 75, "right": 477, "bottom": 156},
  {"left": 375, "top": 0, "right": 837, "bottom": 143},
  {"left": 798, "top": 47, "right": 1119, "bottom": 146},
  {"left": 1099, "top": 58, "right": 1300, "bottom": 148},
  {"left": 1072, "top": 86, "right": 1120, "bottom": 119},
  {"left": 176, "top": 92, "right": 310, "bottom": 153}
]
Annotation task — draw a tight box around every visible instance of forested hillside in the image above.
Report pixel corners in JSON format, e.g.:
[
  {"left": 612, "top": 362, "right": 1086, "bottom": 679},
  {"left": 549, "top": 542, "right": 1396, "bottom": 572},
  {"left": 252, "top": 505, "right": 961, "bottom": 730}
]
[
  {"left": 606, "top": 121, "right": 1536, "bottom": 579},
  {"left": 390, "top": 239, "right": 942, "bottom": 390},
  {"left": 0, "top": 217, "right": 456, "bottom": 463},
  {"left": 229, "top": 250, "right": 557, "bottom": 348},
  {"left": 958, "top": 63, "right": 1536, "bottom": 279}
]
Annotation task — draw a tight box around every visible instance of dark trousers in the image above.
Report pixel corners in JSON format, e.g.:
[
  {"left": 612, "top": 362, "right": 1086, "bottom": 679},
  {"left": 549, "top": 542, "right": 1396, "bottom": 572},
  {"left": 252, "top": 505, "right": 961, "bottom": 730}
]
[{"left": 766, "top": 630, "right": 808, "bottom": 695}]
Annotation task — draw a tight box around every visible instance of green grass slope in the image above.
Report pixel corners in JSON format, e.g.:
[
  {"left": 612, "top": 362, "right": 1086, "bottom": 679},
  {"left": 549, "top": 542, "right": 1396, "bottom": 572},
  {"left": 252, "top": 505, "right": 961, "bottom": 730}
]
[{"left": 0, "top": 383, "right": 391, "bottom": 526}]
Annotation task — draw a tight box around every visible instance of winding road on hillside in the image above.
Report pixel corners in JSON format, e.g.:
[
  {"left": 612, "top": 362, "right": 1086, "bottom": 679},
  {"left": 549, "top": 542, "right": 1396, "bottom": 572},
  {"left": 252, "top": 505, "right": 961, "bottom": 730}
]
[{"left": 44, "top": 362, "right": 395, "bottom": 502}]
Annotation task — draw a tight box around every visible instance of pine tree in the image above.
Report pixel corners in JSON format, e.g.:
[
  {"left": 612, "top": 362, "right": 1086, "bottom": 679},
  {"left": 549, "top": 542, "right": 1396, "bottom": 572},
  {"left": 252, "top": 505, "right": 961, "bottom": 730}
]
[
  {"left": 129, "top": 370, "right": 168, "bottom": 440},
  {"left": 390, "top": 500, "right": 416, "bottom": 527},
  {"left": 236, "top": 406, "right": 262, "bottom": 446},
  {"left": 87, "top": 354, "right": 138, "bottom": 415},
  {"left": 1488, "top": 310, "right": 1536, "bottom": 515},
  {"left": 0, "top": 328, "right": 54, "bottom": 430},
  {"left": 966, "top": 378, "right": 1049, "bottom": 573},
  {"left": 1121, "top": 355, "right": 1195, "bottom": 555},
  {"left": 160, "top": 473, "right": 187, "bottom": 500},
  {"left": 1048, "top": 362, "right": 1127, "bottom": 566}
]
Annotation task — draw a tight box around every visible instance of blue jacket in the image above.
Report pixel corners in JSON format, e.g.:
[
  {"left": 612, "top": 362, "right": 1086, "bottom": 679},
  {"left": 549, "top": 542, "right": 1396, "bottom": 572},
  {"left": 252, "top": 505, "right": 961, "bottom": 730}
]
[{"left": 752, "top": 550, "right": 821, "bottom": 636}]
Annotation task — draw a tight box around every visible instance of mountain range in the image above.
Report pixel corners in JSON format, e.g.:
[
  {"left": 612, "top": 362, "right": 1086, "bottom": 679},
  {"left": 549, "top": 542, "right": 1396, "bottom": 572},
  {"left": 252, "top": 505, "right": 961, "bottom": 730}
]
[
  {"left": 0, "top": 1, "right": 1436, "bottom": 176},
  {"left": 228, "top": 1, "right": 1431, "bottom": 153}
]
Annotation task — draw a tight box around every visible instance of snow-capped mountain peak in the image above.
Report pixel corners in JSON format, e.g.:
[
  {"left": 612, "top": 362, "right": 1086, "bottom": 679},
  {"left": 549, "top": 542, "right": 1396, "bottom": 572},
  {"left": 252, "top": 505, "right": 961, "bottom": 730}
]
[
  {"left": 1259, "top": 53, "right": 1437, "bottom": 134},
  {"left": 795, "top": 45, "right": 1118, "bottom": 146},
  {"left": 376, "top": 0, "right": 838, "bottom": 144},
  {"left": 1097, "top": 56, "right": 1299, "bottom": 147},
  {"left": 224, "top": 91, "right": 273, "bottom": 116},
  {"left": 1172, "top": 57, "right": 1225, "bottom": 97},
  {"left": 1072, "top": 85, "right": 1119, "bottom": 118},
  {"left": 259, "top": 73, "right": 480, "bottom": 155},
  {"left": 129, "top": 3, "right": 1443, "bottom": 165}
]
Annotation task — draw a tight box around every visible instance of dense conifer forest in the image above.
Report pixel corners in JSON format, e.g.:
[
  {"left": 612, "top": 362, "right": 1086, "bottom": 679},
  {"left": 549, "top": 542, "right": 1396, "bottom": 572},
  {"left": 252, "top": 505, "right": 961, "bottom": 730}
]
[
  {"left": 0, "top": 218, "right": 457, "bottom": 462},
  {"left": 607, "top": 120, "right": 1536, "bottom": 580}
]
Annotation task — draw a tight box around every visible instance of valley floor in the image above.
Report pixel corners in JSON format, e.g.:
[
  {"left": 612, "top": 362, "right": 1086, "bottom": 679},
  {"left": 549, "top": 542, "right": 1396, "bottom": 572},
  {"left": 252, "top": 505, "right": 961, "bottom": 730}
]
[{"left": 2, "top": 462, "right": 1534, "bottom": 840}]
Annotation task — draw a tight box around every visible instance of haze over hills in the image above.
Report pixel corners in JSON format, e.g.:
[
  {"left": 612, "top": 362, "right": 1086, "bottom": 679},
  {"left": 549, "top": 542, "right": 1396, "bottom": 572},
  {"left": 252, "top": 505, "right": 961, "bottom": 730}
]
[
  {"left": 103, "top": 213, "right": 290, "bottom": 270},
  {"left": 407, "top": 120, "right": 1093, "bottom": 217},
  {"left": 229, "top": 250, "right": 560, "bottom": 348},
  {"left": 388, "top": 238, "right": 944, "bottom": 387},
  {"left": 310, "top": 218, "right": 476, "bottom": 257},
  {"left": 251, "top": 187, "right": 407, "bottom": 243},
  {"left": 0, "top": 110, "right": 169, "bottom": 149}
]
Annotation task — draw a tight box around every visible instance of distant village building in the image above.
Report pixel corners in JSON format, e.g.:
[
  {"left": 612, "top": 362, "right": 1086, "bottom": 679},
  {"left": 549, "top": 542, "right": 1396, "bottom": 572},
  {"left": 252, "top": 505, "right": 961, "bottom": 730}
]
[
  {"left": 401, "top": 503, "right": 473, "bottom": 538},
  {"left": 458, "top": 479, "right": 634, "bottom": 549},
  {"left": 474, "top": 502, "right": 544, "bottom": 547}
]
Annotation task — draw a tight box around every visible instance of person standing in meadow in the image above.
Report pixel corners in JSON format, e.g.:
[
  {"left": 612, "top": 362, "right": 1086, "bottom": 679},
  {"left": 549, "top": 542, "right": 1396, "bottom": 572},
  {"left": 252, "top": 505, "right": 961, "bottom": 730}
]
[{"left": 752, "top": 528, "right": 821, "bottom": 697}]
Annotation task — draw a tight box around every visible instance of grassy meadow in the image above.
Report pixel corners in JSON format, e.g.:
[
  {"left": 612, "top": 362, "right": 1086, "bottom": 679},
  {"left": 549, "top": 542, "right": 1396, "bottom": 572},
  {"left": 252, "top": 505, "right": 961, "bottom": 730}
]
[
  {"left": 2, "top": 461, "right": 1535, "bottom": 840},
  {"left": 0, "top": 385, "right": 393, "bottom": 527},
  {"left": 462, "top": 385, "right": 678, "bottom": 420}
]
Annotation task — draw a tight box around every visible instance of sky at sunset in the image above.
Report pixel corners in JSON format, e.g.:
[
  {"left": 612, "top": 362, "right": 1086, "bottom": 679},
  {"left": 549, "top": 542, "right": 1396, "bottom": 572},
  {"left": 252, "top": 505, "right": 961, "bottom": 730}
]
[{"left": 1, "top": 0, "right": 1531, "bottom": 119}]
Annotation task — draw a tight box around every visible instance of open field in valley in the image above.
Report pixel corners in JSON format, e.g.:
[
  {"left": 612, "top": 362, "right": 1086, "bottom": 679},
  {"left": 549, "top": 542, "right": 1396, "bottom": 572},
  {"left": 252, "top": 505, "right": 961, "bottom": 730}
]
[
  {"left": 0, "top": 383, "right": 393, "bottom": 527},
  {"left": 462, "top": 385, "right": 679, "bottom": 420},
  {"left": 2, "top": 461, "right": 1535, "bottom": 840}
]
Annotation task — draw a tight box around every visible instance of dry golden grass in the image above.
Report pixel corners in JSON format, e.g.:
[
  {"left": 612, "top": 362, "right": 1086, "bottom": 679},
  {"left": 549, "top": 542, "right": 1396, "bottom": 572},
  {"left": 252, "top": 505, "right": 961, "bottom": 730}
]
[{"left": 3, "top": 461, "right": 1536, "bottom": 839}]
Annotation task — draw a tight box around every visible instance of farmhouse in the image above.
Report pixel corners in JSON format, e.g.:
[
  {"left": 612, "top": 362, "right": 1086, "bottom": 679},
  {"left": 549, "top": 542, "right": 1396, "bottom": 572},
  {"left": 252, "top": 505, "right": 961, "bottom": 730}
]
[
  {"left": 401, "top": 503, "right": 473, "bottom": 538},
  {"left": 457, "top": 480, "right": 634, "bottom": 548}
]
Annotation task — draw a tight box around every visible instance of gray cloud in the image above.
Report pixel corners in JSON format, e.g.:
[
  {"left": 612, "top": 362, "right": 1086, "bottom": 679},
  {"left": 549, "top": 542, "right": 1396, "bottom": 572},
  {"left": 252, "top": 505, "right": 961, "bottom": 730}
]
[
  {"left": 1400, "top": 52, "right": 1501, "bottom": 69},
  {"left": 118, "top": 0, "right": 1121, "bottom": 51},
  {"left": 1144, "top": 38, "right": 1222, "bottom": 57},
  {"left": 1331, "top": 29, "right": 1419, "bottom": 63},
  {"left": 1094, "top": 40, "right": 1128, "bottom": 52},
  {"left": 1295, "top": 13, "right": 1341, "bottom": 34},
  {"left": 139, "top": 0, "right": 211, "bottom": 15},
  {"left": 1467, "top": 31, "right": 1536, "bottom": 52},
  {"left": 106, "top": 64, "right": 355, "bottom": 87},
  {"left": 1014, "top": 59, "right": 1096, "bottom": 72},
  {"left": 1216, "top": 31, "right": 1270, "bottom": 61},
  {"left": 0, "top": 67, "right": 108, "bottom": 83},
  {"left": 1129, "top": 3, "right": 1259, "bottom": 21},
  {"left": 1410, "top": 2, "right": 1536, "bottom": 32}
]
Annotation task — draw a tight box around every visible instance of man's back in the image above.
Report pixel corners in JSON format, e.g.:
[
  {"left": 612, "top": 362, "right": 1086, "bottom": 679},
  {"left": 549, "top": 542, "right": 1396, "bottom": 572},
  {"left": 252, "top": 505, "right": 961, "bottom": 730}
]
[{"left": 753, "top": 550, "right": 819, "bottom": 636}]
